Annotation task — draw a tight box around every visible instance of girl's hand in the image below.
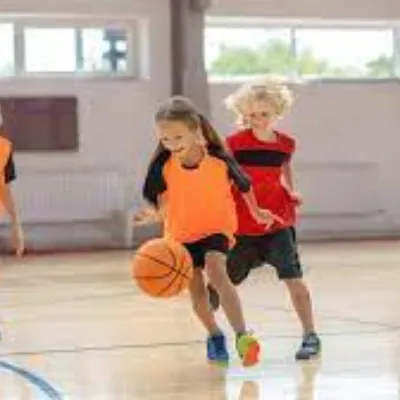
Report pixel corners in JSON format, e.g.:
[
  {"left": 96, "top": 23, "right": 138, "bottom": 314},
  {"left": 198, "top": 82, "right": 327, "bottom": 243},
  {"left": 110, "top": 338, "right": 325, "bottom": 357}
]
[{"left": 132, "top": 207, "right": 161, "bottom": 226}]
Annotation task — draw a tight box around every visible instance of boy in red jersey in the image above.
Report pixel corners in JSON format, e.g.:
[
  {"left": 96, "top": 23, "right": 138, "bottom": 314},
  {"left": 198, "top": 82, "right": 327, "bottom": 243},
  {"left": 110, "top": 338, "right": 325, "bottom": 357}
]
[{"left": 207, "top": 78, "right": 321, "bottom": 360}]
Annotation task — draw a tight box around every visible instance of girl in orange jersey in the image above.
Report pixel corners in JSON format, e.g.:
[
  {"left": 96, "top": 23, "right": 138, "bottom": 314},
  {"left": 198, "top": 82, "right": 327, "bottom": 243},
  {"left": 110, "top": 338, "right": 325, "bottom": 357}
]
[
  {"left": 0, "top": 107, "right": 24, "bottom": 259},
  {"left": 142, "top": 96, "right": 280, "bottom": 366}
]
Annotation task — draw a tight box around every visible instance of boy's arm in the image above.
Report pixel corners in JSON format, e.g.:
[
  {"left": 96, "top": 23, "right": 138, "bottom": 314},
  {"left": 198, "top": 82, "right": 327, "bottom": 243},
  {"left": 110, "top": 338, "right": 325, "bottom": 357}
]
[
  {"left": 282, "top": 161, "right": 294, "bottom": 192},
  {"left": 282, "top": 160, "right": 302, "bottom": 205}
]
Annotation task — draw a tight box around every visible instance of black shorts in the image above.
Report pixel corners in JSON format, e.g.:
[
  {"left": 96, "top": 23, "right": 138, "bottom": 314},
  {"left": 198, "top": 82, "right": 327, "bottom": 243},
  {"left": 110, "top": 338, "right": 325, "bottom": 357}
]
[
  {"left": 183, "top": 233, "right": 230, "bottom": 268},
  {"left": 227, "top": 227, "right": 303, "bottom": 282}
]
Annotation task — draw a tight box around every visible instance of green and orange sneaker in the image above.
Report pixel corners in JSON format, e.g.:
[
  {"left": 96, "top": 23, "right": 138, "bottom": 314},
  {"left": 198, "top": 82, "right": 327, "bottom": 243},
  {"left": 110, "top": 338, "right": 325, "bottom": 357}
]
[{"left": 236, "top": 333, "right": 261, "bottom": 367}]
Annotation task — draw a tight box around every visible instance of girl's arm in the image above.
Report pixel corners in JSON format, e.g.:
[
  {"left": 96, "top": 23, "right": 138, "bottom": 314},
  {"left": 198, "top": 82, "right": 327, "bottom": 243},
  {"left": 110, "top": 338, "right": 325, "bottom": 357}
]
[
  {"left": 241, "top": 188, "right": 283, "bottom": 226},
  {"left": 211, "top": 147, "right": 282, "bottom": 226},
  {"left": 1, "top": 183, "right": 24, "bottom": 256},
  {"left": 1, "top": 151, "right": 24, "bottom": 257},
  {"left": 134, "top": 152, "right": 169, "bottom": 225}
]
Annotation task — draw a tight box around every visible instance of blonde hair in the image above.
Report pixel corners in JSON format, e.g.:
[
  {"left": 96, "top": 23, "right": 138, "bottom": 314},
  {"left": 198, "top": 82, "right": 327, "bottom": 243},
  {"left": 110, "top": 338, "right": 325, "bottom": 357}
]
[{"left": 224, "top": 77, "right": 294, "bottom": 126}]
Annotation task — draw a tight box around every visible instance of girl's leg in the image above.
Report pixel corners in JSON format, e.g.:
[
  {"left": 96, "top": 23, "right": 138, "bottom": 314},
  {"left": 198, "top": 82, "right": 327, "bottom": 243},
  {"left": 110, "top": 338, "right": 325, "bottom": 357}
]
[
  {"left": 205, "top": 252, "right": 246, "bottom": 333},
  {"left": 188, "top": 268, "right": 229, "bottom": 363},
  {"left": 188, "top": 268, "right": 221, "bottom": 335},
  {"left": 205, "top": 251, "right": 260, "bottom": 366},
  {"left": 208, "top": 236, "right": 260, "bottom": 311}
]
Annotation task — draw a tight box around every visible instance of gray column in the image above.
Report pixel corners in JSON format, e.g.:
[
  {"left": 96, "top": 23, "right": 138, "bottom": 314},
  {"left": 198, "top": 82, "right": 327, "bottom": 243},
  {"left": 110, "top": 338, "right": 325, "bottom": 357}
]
[{"left": 170, "top": 0, "right": 211, "bottom": 116}]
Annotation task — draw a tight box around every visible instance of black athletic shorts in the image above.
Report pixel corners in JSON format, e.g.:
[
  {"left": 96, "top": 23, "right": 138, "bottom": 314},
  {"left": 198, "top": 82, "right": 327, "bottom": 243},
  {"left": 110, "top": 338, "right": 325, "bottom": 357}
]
[
  {"left": 227, "top": 227, "right": 303, "bottom": 282},
  {"left": 183, "top": 233, "right": 230, "bottom": 268}
]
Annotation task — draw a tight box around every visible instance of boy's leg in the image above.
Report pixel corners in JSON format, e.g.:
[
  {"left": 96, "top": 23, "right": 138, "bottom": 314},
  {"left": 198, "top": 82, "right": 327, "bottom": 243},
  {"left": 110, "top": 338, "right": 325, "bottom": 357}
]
[
  {"left": 285, "top": 278, "right": 320, "bottom": 360},
  {"left": 261, "top": 228, "right": 321, "bottom": 360}
]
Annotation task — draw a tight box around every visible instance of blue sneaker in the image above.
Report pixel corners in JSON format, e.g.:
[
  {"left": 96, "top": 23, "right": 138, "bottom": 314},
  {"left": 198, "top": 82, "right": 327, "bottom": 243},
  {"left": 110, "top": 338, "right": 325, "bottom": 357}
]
[
  {"left": 295, "top": 332, "right": 321, "bottom": 360},
  {"left": 207, "top": 333, "right": 229, "bottom": 364}
]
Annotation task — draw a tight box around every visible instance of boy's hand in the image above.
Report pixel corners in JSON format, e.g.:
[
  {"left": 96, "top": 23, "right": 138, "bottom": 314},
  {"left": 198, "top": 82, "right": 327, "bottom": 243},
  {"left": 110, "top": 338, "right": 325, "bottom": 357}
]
[{"left": 289, "top": 191, "right": 303, "bottom": 206}]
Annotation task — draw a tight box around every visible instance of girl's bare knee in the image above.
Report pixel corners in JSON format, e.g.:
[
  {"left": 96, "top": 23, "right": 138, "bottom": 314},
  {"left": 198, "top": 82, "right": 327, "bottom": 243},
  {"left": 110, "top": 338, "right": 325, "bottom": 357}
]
[{"left": 205, "top": 252, "right": 229, "bottom": 290}]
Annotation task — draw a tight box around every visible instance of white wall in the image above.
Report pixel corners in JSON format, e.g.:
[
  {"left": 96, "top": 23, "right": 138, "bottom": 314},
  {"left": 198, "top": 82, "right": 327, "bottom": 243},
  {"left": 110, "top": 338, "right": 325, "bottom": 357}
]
[
  {"left": 1, "top": 0, "right": 399, "bottom": 247},
  {"left": 207, "top": 0, "right": 400, "bottom": 239},
  {"left": 210, "top": 79, "right": 400, "bottom": 239},
  {"left": 210, "top": 0, "right": 400, "bottom": 20},
  {"left": 0, "top": 0, "right": 171, "bottom": 235}
]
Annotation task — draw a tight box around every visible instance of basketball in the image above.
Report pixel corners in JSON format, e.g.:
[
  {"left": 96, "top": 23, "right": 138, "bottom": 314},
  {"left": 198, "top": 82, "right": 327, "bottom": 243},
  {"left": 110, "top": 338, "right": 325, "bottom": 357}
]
[{"left": 132, "top": 238, "right": 193, "bottom": 298}]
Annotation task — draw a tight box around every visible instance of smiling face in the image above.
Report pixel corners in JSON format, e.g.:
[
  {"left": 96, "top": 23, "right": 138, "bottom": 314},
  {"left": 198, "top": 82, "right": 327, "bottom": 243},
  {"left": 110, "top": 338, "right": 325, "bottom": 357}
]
[
  {"left": 243, "top": 99, "right": 279, "bottom": 132},
  {"left": 156, "top": 119, "right": 199, "bottom": 157}
]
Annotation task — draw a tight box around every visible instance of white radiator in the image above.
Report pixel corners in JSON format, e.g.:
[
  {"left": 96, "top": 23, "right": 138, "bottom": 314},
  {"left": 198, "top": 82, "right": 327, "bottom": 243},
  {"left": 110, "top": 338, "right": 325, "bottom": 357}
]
[
  {"left": 5, "top": 168, "right": 128, "bottom": 223},
  {"left": 296, "top": 162, "right": 382, "bottom": 216},
  {"left": 0, "top": 163, "right": 382, "bottom": 223}
]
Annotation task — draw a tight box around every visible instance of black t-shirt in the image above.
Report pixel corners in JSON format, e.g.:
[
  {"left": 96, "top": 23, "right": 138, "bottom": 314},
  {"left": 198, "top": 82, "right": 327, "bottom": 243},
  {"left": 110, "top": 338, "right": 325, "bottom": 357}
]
[
  {"left": 4, "top": 152, "right": 16, "bottom": 184},
  {"left": 142, "top": 145, "right": 251, "bottom": 206}
]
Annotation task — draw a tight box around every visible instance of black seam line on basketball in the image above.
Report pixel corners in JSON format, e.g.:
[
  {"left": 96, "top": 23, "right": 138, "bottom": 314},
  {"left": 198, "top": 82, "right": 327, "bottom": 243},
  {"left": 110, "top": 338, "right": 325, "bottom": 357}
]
[
  {"left": 136, "top": 253, "right": 190, "bottom": 280},
  {"left": 135, "top": 253, "right": 175, "bottom": 270},
  {"left": 155, "top": 242, "right": 186, "bottom": 296},
  {"left": 134, "top": 275, "right": 176, "bottom": 280},
  {"left": 176, "top": 251, "right": 191, "bottom": 293},
  {"left": 174, "top": 253, "right": 185, "bottom": 295},
  {"left": 136, "top": 252, "right": 191, "bottom": 280},
  {"left": 165, "top": 243, "right": 178, "bottom": 273},
  {"left": 157, "top": 243, "right": 192, "bottom": 296},
  {"left": 1, "top": 327, "right": 398, "bottom": 358},
  {"left": 157, "top": 257, "right": 186, "bottom": 296}
]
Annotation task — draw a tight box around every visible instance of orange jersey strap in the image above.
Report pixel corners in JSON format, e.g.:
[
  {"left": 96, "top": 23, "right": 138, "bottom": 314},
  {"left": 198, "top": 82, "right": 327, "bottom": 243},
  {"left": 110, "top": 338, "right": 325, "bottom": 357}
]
[
  {"left": 143, "top": 145, "right": 251, "bottom": 207},
  {"left": 161, "top": 153, "right": 238, "bottom": 243},
  {"left": 0, "top": 135, "right": 13, "bottom": 211}
]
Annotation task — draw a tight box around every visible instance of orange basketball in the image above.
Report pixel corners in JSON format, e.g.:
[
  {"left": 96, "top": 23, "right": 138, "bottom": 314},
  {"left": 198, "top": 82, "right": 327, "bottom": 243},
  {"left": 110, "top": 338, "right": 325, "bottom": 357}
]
[{"left": 132, "top": 238, "right": 193, "bottom": 298}]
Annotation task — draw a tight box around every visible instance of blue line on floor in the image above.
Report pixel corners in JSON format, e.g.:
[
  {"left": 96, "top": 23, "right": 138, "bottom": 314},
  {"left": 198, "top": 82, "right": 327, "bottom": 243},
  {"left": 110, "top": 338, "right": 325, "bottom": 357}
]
[{"left": 0, "top": 360, "right": 62, "bottom": 399}]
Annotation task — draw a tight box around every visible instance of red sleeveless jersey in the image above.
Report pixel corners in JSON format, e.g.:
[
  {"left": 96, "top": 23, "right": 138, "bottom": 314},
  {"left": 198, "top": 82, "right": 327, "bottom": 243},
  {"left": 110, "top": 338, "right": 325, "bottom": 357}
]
[{"left": 227, "top": 128, "right": 297, "bottom": 235}]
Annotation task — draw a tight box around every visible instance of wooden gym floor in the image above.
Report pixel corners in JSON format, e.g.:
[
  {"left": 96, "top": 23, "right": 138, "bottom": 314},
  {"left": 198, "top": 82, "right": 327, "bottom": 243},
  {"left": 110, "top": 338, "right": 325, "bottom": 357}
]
[{"left": 0, "top": 240, "right": 399, "bottom": 399}]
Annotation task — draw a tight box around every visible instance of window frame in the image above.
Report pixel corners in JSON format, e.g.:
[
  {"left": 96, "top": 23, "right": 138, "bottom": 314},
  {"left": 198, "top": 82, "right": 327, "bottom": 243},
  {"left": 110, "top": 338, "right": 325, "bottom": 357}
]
[
  {"left": 0, "top": 22, "right": 16, "bottom": 78},
  {"left": 205, "top": 17, "right": 400, "bottom": 83},
  {"left": 0, "top": 16, "right": 139, "bottom": 80}
]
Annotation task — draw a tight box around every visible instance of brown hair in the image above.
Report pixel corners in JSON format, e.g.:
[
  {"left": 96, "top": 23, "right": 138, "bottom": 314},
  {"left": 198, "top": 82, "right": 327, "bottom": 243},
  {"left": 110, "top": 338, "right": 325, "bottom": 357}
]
[{"left": 150, "top": 96, "right": 226, "bottom": 162}]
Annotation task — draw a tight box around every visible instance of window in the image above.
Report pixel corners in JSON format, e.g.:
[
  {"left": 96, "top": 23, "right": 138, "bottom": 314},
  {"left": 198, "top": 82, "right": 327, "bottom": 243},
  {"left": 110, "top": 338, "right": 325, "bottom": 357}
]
[
  {"left": 79, "top": 28, "right": 129, "bottom": 74},
  {"left": 295, "top": 28, "right": 394, "bottom": 79},
  {"left": 21, "top": 25, "right": 132, "bottom": 76},
  {"left": 205, "top": 20, "right": 397, "bottom": 81},
  {"left": 0, "top": 24, "right": 15, "bottom": 76},
  {"left": 24, "top": 28, "right": 77, "bottom": 73},
  {"left": 205, "top": 27, "right": 292, "bottom": 79}
]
